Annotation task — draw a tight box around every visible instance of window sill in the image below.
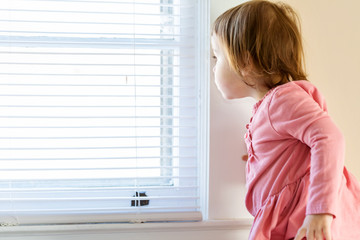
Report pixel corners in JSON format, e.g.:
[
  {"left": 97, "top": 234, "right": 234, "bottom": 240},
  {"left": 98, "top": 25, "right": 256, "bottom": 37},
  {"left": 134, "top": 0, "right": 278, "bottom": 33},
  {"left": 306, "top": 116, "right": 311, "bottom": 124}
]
[{"left": 0, "top": 219, "right": 253, "bottom": 234}]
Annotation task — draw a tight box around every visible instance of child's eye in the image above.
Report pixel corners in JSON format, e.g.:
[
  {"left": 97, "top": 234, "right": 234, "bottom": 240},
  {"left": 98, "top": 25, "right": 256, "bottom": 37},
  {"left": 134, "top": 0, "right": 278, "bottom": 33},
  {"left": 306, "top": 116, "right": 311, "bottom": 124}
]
[{"left": 212, "top": 55, "right": 217, "bottom": 61}]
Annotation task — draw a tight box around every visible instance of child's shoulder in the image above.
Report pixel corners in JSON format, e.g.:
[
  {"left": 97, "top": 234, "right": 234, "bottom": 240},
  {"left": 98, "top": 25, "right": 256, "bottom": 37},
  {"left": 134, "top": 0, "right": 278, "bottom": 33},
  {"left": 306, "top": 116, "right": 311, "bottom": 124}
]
[
  {"left": 269, "top": 80, "right": 321, "bottom": 101},
  {"left": 268, "top": 80, "right": 327, "bottom": 111},
  {"left": 272, "top": 80, "right": 317, "bottom": 96}
]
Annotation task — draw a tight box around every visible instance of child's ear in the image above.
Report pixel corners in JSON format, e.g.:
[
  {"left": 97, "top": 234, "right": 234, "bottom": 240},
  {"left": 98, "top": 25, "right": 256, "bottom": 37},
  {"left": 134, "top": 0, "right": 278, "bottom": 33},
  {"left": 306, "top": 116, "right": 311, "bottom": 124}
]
[
  {"left": 244, "top": 51, "right": 252, "bottom": 66},
  {"left": 240, "top": 53, "right": 257, "bottom": 76}
]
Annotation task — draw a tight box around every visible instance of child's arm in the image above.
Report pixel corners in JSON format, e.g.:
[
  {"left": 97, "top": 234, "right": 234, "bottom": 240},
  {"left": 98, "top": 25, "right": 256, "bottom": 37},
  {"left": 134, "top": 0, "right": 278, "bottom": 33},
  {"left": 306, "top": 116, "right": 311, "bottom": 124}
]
[
  {"left": 268, "top": 84, "right": 345, "bottom": 218},
  {"left": 268, "top": 83, "right": 345, "bottom": 239},
  {"left": 294, "top": 214, "right": 333, "bottom": 240}
]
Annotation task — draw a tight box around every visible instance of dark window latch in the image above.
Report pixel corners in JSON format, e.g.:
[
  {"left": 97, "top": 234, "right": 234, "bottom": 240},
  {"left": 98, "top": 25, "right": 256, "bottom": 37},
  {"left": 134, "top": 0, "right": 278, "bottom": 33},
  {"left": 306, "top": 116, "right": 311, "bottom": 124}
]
[{"left": 131, "top": 191, "right": 150, "bottom": 207}]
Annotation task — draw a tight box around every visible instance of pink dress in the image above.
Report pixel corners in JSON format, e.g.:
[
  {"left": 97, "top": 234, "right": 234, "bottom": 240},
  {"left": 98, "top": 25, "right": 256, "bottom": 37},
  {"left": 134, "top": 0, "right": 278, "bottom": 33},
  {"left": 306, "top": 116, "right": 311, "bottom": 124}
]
[{"left": 245, "top": 80, "right": 360, "bottom": 239}]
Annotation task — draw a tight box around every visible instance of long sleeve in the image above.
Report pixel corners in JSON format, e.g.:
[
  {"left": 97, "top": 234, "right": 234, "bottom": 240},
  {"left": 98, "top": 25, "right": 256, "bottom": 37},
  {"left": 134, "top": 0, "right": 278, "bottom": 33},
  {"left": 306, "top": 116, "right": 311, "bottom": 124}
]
[{"left": 267, "top": 83, "right": 345, "bottom": 217}]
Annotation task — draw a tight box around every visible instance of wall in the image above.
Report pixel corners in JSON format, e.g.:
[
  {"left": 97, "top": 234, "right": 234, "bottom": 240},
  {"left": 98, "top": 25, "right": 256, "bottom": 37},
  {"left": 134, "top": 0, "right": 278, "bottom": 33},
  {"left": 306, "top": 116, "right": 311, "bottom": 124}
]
[
  {"left": 281, "top": 0, "right": 360, "bottom": 179},
  {"left": 209, "top": 0, "right": 254, "bottom": 222}
]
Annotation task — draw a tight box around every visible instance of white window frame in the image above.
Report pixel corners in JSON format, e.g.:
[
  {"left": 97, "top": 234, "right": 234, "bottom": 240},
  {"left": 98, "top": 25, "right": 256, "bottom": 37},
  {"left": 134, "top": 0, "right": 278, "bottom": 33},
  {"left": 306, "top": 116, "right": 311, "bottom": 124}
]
[{"left": 0, "top": 0, "right": 210, "bottom": 226}]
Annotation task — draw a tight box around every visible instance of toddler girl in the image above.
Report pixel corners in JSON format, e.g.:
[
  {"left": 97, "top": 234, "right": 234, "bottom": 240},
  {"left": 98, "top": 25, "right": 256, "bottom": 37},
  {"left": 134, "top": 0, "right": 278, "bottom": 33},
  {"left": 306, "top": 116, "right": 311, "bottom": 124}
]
[{"left": 211, "top": 1, "right": 360, "bottom": 239}]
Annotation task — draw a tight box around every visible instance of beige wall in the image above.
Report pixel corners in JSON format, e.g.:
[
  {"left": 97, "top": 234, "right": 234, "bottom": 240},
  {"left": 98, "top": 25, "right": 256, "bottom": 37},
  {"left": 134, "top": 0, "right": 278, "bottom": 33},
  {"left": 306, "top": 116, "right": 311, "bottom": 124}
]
[
  {"left": 209, "top": 0, "right": 254, "bottom": 221},
  {"left": 281, "top": 0, "right": 360, "bottom": 179},
  {"left": 209, "top": 0, "right": 360, "bottom": 221}
]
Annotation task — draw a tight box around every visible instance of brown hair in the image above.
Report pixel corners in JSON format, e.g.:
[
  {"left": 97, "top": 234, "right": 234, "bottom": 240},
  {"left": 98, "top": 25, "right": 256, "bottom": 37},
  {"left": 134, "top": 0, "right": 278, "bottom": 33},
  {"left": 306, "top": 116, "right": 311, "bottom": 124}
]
[{"left": 212, "top": 0, "right": 307, "bottom": 89}]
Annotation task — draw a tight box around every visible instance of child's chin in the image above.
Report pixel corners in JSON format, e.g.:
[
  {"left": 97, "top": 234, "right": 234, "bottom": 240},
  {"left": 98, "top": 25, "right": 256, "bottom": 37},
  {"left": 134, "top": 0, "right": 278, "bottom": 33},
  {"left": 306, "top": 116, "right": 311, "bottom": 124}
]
[
  {"left": 222, "top": 93, "right": 240, "bottom": 100},
  {"left": 223, "top": 96, "right": 233, "bottom": 100}
]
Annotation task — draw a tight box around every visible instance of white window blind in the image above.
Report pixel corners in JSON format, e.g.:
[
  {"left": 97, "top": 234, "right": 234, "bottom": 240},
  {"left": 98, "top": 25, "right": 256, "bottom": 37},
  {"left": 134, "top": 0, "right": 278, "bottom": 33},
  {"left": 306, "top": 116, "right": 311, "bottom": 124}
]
[{"left": 0, "top": 0, "right": 205, "bottom": 225}]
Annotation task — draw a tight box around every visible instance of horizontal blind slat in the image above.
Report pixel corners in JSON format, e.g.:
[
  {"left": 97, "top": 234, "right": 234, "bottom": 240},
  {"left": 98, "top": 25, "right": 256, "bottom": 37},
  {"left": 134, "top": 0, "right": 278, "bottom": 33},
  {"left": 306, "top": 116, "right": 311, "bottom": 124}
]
[
  {"left": 0, "top": 135, "right": 196, "bottom": 139},
  {"left": 0, "top": 212, "right": 202, "bottom": 226},
  {"left": 0, "top": 51, "right": 195, "bottom": 58},
  {"left": 0, "top": 8, "right": 184, "bottom": 17},
  {"left": 0, "top": 126, "right": 197, "bottom": 128},
  {"left": 0, "top": 73, "right": 194, "bottom": 77},
  {"left": 0, "top": 19, "right": 187, "bottom": 26},
  {"left": 0, "top": 105, "right": 196, "bottom": 108},
  {"left": 0, "top": 31, "right": 194, "bottom": 39},
  {"left": 0, "top": 145, "right": 197, "bottom": 150},
  {"left": 0, "top": 176, "right": 199, "bottom": 181},
  {"left": 0, "top": 196, "right": 200, "bottom": 201},
  {"left": 0, "top": 62, "right": 192, "bottom": 67},
  {"left": 7, "top": 0, "right": 191, "bottom": 7},
  {"left": 0, "top": 167, "right": 198, "bottom": 171},
  {"left": 0, "top": 185, "right": 199, "bottom": 192},
  {"left": 0, "top": 156, "right": 197, "bottom": 160},
  {"left": 0, "top": 42, "right": 194, "bottom": 48}
]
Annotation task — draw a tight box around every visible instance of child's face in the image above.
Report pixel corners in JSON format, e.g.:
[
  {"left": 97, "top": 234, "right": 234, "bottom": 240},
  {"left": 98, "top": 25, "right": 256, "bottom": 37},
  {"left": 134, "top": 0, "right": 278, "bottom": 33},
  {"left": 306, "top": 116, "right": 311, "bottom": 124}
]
[{"left": 211, "top": 34, "right": 255, "bottom": 100}]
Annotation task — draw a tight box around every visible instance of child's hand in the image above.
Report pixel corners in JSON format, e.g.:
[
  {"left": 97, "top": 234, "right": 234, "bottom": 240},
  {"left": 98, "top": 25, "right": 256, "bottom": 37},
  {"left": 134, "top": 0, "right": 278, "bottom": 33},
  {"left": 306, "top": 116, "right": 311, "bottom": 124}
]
[{"left": 294, "top": 214, "right": 333, "bottom": 240}]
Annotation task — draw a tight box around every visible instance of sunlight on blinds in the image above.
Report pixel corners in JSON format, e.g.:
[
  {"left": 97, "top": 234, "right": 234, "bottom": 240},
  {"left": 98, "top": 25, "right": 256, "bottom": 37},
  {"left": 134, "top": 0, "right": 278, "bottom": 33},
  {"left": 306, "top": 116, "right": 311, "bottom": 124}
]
[{"left": 0, "top": 0, "right": 202, "bottom": 225}]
